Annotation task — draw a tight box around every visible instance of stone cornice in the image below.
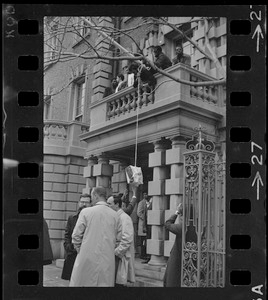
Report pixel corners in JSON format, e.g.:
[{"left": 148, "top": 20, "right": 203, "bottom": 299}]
[{"left": 80, "top": 97, "right": 223, "bottom": 143}]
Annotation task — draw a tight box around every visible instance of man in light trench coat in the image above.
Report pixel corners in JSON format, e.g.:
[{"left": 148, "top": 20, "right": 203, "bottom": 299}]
[
  {"left": 69, "top": 186, "right": 121, "bottom": 287},
  {"left": 107, "top": 194, "right": 136, "bottom": 287}
]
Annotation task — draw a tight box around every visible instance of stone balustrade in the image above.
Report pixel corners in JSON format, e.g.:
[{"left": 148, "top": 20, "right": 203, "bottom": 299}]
[
  {"left": 106, "top": 85, "right": 155, "bottom": 120},
  {"left": 88, "top": 63, "right": 225, "bottom": 132},
  {"left": 189, "top": 74, "right": 220, "bottom": 105}
]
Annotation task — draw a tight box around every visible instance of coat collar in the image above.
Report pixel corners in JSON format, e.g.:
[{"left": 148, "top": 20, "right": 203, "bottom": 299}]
[
  {"left": 117, "top": 208, "right": 124, "bottom": 216},
  {"left": 95, "top": 201, "right": 109, "bottom": 207}
]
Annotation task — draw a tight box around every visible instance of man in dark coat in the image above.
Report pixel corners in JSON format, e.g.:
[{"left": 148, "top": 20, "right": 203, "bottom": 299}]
[
  {"left": 61, "top": 194, "right": 91, "bottom": 280},
  {"left": 163, "top": 203, "right": 183, "bottom": 287},
  {"left": 153, "top": 45, "right": 172, "bottom": 70},
  {"left": 128, "top": 60, "right": 157, "bottom": 92}
]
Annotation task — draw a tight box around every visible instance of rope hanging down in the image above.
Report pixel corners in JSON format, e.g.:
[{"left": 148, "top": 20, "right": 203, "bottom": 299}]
[{"left": 134, "top": 65, "right": 142, "bottom": 167}]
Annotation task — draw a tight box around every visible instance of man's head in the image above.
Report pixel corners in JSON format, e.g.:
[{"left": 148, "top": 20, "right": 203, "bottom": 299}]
[
  {"left": 111, "top": 77, "right": 118, "bottom": 89},
  {"left": 175, "top": 45, "right": 183, "bottom": 56},
  {"left": 91, "top": 186, "right": 107, "bottom": 205},
  {"left": 78, "top": 194, "right": 92, "bottom": 212},
  {"left": 153, "top": 46, "right": 162, "bottom": 58},
  {"left": 107, "top": 194, "right": 122, "bottom": 211},
  {"left": 143, "top": 192, "right": 148, "bottom": 201},
  {"left": 128, "top": 62, "right": 139, "bottom": 75},
  {"left": 117, "top": 74, "right": 124, "bottom": 83}
]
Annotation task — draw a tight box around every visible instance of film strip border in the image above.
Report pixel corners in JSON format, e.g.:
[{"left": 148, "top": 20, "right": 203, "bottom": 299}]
[{"left": 3, "top": 4, "right": 266, "bottom": 299}]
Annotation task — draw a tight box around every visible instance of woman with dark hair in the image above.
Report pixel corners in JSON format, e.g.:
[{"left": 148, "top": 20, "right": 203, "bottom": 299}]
[{"left": 115, "top": 73, "right": 127, "bottom": 93}]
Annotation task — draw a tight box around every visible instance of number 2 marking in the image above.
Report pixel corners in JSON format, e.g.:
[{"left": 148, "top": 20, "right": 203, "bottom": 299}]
[
  {"left": 250, "top": 10, "right": 262, "bottom": 21},
  {"left": 251, "top": 154, "right": 263, "bottom": 165}
]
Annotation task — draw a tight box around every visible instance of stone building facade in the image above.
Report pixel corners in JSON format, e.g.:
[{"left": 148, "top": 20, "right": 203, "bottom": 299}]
[{"left": 44, "top": 16, "right": 226, "bottom": 284}]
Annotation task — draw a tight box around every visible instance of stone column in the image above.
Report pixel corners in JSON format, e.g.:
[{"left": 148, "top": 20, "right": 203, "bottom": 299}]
[
  {"left": 93, "top": 154, "right": 113, "bottom": 196},
  {"left": 111, "top": 161, "right": 128, "bottom": 194},
  {"left": 164, "top": 136, "right": 185, "bottom": 257},
  {"left": 83, "top": 155, "right": 98, "bottom": 194},
  {"left": 147, "top": 139, "right": 171, "bottom": 266}
]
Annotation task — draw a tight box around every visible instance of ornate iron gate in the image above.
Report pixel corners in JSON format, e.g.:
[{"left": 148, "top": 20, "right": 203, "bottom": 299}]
[{"left": 181, "top": 127, "right": 226, "bottom": 287}]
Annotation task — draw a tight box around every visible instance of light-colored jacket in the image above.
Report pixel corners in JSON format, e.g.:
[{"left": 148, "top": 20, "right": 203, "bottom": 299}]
[
  {"left": 137, "top": 199, "right": 146, "bottom": 236},
  {"left": 115, "top": 209, "right": 136, "bottom": 285},
  {"left": 69, "top": 202, "right": 121, "bottom": 287}
]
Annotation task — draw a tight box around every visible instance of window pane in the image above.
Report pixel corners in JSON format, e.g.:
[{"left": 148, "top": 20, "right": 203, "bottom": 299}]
[{"left": 75, "top": 81, "right": 85, "bottom": 118}]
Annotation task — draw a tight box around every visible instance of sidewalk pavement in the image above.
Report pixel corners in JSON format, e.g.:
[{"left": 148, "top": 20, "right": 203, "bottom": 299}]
[
  {"left": 43, "top": 261, "right": 69, "bottom": 287},
  {"left": 43, "top": 257, "right": 154, "bottom": 287}
]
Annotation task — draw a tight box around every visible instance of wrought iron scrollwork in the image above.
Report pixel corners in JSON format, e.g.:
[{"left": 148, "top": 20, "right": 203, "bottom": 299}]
[
  {"left": 181, "top": 126, "right": 225, "bottom": 288},
  {"left": 186, "top": 125, "right": 215, "bottom": 152}
]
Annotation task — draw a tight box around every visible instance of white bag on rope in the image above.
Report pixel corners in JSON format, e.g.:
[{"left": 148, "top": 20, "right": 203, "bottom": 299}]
[{"left": 125, "top": 165, "right": 143, "bottom": 186}]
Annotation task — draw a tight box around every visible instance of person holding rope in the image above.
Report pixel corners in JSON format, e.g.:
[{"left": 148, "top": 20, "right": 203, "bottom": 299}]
[{"left": 128, "top": 55, "right": 157, "bottom": 93}]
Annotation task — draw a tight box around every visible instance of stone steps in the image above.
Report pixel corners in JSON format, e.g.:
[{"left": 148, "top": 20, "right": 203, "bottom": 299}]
[
  {"left": 55, "top": 258, "right": 64, "bottom": 268},
  {"left": 133, "top": 276, "right": 163, "bottom": 287},
  {"left": 134, "top": 258, "right": 165, "bottom": 287},
  {"left": 135, "top": 264, "right": 165, "bottom": 281}
]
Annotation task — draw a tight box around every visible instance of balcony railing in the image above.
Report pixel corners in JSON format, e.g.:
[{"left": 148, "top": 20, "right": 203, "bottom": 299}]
[
  {"left": 190, "top": 75, "right": 219, "bottom": 105},
  {"left": 88, "top": 63, "right": 225, "bottom": 132},
  {"left": 106, "top": 85, "right": 155, "bottom": 120}
]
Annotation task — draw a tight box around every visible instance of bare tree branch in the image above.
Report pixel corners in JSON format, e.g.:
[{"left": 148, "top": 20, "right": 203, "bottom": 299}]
[
  {"left": 44, "top": 17, "right": 226, "bottom": 90},
  {"left": 142, "top": 57, "right": 226, "bottom": 87}
]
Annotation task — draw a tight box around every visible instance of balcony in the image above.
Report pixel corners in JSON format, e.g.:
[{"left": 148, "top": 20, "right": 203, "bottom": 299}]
[
  {"left": 80, "top": 63, "right": 225, "bottom": 156},
  {"left": 44, "top": 120, "right": 89, "bottom": 157}
]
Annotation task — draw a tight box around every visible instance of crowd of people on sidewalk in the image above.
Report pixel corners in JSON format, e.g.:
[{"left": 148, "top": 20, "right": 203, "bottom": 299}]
[
  {"left": 43, "top": 183, "right": 184, "bottom": 287},
  {"left": 103, "top": 44, "right": 190, "bottom": 99}
]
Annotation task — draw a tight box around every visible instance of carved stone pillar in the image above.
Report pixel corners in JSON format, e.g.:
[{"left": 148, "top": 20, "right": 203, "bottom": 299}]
[
  {"left": 93, "top": 154, "right": 113, "bottom": 196},
  {"left": 83, "top": 155, "right": 98, "bottom": 194},
  {"left": 147, "top": 139, "right": 170, "bottom": 266},
  {"left": 164, "top": 136, "right": 185, "bottom": 257}
]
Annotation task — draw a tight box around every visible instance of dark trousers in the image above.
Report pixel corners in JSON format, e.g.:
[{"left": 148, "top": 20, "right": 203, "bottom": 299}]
[{"left": 140, "top": 236, "right": 147, "bottom": 259}]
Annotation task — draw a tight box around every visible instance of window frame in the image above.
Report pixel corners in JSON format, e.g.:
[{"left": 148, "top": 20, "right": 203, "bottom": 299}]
[
  {"left": 73, "top": 77, "right": 86, "bottom": 122},
  {"left": 44, "top": 95, "right": 52, "bottom": 120},
  {"left": 171, "top": 25, "right": 193, "bottom": 58}
]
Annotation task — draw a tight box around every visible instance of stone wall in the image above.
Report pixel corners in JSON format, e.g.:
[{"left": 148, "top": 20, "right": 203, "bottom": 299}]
[{"left": 43, "top": 154, "right": 87, "bottom": 259}]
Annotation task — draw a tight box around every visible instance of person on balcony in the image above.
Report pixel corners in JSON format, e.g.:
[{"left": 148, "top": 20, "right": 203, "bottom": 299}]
[
  {"left": 163, "top": 203, "right": 183, "bottom": 287},
  {"left": 61, "top": 194, "right": 92, "bottom": 280},
  {"left": 107, "top": 194, "right": 136, "bottom": 287},
  {"left": 103, "top": 77, "right": 118, "bottom": 98},
  {"left": 153, "top": 45, "right": 172, "bottom": 70},
  {"left": 172, "top": 44, "right": 191, "bottom": 66},
  {"left": 128, "top": 60, "right": 156, "bottom": 93},
  {"left": 115, "top": 74, "right": 127, "bottom": 93}
]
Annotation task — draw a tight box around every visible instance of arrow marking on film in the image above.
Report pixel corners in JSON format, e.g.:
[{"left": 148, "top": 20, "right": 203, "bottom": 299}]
[
  {"left": 252, "top": 24, "right": 264, "bottom": 53},
  {"left": 252, "top": 171, "right": 264, "bottom": 200}
]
